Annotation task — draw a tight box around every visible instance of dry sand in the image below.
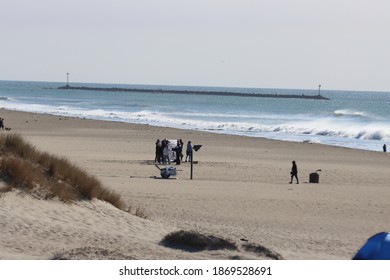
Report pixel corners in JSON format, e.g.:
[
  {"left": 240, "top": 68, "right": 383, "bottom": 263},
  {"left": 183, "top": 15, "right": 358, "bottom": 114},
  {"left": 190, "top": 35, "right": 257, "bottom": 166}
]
[{"left": 1, "top": 108, "right": 389, "bottom": 260}]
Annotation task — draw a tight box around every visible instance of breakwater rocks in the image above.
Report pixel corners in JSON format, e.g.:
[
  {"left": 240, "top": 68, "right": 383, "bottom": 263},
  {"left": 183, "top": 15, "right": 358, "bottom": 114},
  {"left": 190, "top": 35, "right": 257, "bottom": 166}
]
[{"left": 58, "top": 85, "right": 330, "bottom": 100}]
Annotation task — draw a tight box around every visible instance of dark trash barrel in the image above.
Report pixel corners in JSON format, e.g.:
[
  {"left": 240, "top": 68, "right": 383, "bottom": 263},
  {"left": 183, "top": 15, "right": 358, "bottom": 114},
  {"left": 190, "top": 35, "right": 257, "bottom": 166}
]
[{"left": 309, "top": 172, "right": 319, "bottom": 183}]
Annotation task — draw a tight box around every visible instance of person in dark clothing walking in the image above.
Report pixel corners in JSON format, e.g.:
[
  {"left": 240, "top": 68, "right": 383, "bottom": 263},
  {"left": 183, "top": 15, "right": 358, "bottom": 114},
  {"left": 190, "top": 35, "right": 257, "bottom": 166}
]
[
  {"left": 290, "top": 160, "right": 299, "bottom": 184},
  {"left": 383, "top": 144, "right": 387, "bottom": 153}
]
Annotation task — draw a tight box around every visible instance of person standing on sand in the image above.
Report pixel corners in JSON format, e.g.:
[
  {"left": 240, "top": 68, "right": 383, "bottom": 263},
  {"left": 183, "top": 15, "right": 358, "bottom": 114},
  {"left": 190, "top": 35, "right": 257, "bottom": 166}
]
[
  {"left": 290, "top": 160, "right": 299, "bottom": 184},
  {"left": 174, "top": 140, "right": 182, "bottom": 165},
  {"left": 163, "top": 141, "right": 173, "bottom": 165},
  {"left": 155, "top": 139, "right": 162, "bottom": 164},
  {"left": 383, "top": 144, "right": 387, "bottom": 153},
  {"left": 179, "top": 139, "right": 184, "bottom": 161},
  {"left": 185, "top": 141, "right": 193, "bottom": 162}
]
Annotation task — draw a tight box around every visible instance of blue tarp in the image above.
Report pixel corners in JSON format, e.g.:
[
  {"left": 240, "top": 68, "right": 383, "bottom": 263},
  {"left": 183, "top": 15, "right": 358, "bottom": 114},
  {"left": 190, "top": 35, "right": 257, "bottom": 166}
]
[{"left": 353, "top": 232, "right": 390, "bottom": 260}]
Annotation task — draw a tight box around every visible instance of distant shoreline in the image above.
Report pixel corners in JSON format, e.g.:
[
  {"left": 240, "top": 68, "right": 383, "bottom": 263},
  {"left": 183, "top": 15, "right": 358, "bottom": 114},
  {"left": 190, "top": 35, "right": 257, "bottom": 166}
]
[{"left": 58, "top": 85, "right": 330, "bottom": 100}]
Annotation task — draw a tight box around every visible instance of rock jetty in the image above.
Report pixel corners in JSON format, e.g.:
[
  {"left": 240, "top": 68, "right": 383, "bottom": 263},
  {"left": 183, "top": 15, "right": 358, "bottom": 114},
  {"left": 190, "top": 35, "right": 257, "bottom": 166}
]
[{"left": 58, "top": 85, "right": 330, "bottom": 100}]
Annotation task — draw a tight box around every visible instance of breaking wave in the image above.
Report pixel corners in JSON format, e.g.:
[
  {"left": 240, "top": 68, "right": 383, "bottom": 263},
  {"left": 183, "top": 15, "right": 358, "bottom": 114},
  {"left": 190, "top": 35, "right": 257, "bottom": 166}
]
[{"left": 333, "top": 109, "right": 368, "bottom": 117}]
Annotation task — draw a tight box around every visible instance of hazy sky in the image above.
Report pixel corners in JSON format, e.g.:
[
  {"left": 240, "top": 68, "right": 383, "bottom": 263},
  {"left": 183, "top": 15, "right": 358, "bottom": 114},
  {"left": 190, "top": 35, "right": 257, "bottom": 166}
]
[{"left": 1, "top": 0, "right": 389, "bottom": 91}]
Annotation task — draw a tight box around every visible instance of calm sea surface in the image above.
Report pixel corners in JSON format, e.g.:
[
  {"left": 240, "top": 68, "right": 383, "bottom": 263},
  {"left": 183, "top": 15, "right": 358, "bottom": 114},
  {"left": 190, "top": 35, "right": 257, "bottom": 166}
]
[{"left": 0, "top": 80, "right": 389, "bottom": 151}]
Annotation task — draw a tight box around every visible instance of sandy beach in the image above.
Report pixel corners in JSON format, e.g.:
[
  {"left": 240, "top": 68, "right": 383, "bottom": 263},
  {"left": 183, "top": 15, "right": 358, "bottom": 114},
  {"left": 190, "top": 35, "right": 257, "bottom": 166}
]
[{"left": 1, "top": 108, "right": 389, "bottom": 260}]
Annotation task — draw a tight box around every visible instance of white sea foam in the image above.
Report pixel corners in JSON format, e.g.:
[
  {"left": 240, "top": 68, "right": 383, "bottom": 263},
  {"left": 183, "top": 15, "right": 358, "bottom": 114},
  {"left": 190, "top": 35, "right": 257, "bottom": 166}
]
[
  {"left": 333, "top": 109, "right": 369, "bottom": 118},
  {"left": 2, "top": 100, "right": 389, "bottom": 148}
]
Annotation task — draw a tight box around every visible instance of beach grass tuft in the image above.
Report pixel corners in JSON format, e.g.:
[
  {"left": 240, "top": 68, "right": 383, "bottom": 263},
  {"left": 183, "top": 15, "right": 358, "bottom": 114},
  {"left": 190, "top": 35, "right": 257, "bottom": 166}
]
[
  {"left": 0, "top": 133, "right": 126, "bottom": 210},
  {"left": 242, "top": 243, "right": 283, "bottom": 260},
  {"left": 161, "top": 229, "right": 284, "bottom": 259},
  {"left": 126, "top": 203, "right": 150, "bottom": 219},
  {"left": 161, "top": 230, "right": 237, "bottom": 252}
]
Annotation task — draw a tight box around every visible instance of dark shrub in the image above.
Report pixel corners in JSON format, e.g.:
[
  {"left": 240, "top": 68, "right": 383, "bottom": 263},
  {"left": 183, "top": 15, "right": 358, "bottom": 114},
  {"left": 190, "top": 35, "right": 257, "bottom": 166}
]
[{"left": 161, "top": 230, "right": 237, "bottom": 252}]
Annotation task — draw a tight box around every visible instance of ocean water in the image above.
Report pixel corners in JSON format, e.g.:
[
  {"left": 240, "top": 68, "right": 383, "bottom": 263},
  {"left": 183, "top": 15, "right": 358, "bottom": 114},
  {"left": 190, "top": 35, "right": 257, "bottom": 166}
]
[{"left": 0, "top": 80, "right": 389, "bottom": 151}]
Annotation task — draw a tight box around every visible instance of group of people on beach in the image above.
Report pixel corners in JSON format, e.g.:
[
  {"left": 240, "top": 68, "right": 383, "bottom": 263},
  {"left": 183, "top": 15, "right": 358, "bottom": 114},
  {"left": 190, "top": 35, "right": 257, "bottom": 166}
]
[
  {"left": 154, "top": 136, "right": 299, "bottom": 184},
  {"left": 155, "top": 139, "right": 193, "bottom": 165}
]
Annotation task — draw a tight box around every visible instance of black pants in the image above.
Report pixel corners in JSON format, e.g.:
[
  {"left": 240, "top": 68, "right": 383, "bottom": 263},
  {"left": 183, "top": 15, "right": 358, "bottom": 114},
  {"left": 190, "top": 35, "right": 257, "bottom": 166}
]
[{"left": 290, "top": 173, "right": 299, "bottom": 183}]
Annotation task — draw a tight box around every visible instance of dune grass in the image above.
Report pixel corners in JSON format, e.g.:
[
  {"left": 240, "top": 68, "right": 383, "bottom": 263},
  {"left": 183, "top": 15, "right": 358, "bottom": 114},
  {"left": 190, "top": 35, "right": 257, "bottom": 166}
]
[
  {"left": 161, "top": 230, "right": 283, "bottom": 259},
  {"left": 242, "top": 243, "right": 283, "bottom": 260},
  {"left": 0, "top": 134, "right": 126, "bottom": 210},
  {"left": 161, "top": 230, "right": 238, "bottom": 252}
]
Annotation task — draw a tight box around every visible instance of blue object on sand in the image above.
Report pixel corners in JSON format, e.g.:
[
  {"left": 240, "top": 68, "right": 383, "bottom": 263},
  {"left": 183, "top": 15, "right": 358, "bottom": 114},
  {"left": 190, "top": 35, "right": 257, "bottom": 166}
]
[
  {"left": 353, "top": 232, "right": 390, "bottom": 260},
  {"left": 160, "top": 166, "right": 177, "bottom": 179}
]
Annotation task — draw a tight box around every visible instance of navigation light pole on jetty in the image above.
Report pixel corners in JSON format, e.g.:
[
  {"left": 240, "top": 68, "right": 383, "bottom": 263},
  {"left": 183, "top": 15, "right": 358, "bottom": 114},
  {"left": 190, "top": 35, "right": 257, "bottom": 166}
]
[
  {"left": 66, "top": 73, "right": 70, "bottom": 88},
  {"left": 318, "top": 84, "right": 321, "bottom": 96}
]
